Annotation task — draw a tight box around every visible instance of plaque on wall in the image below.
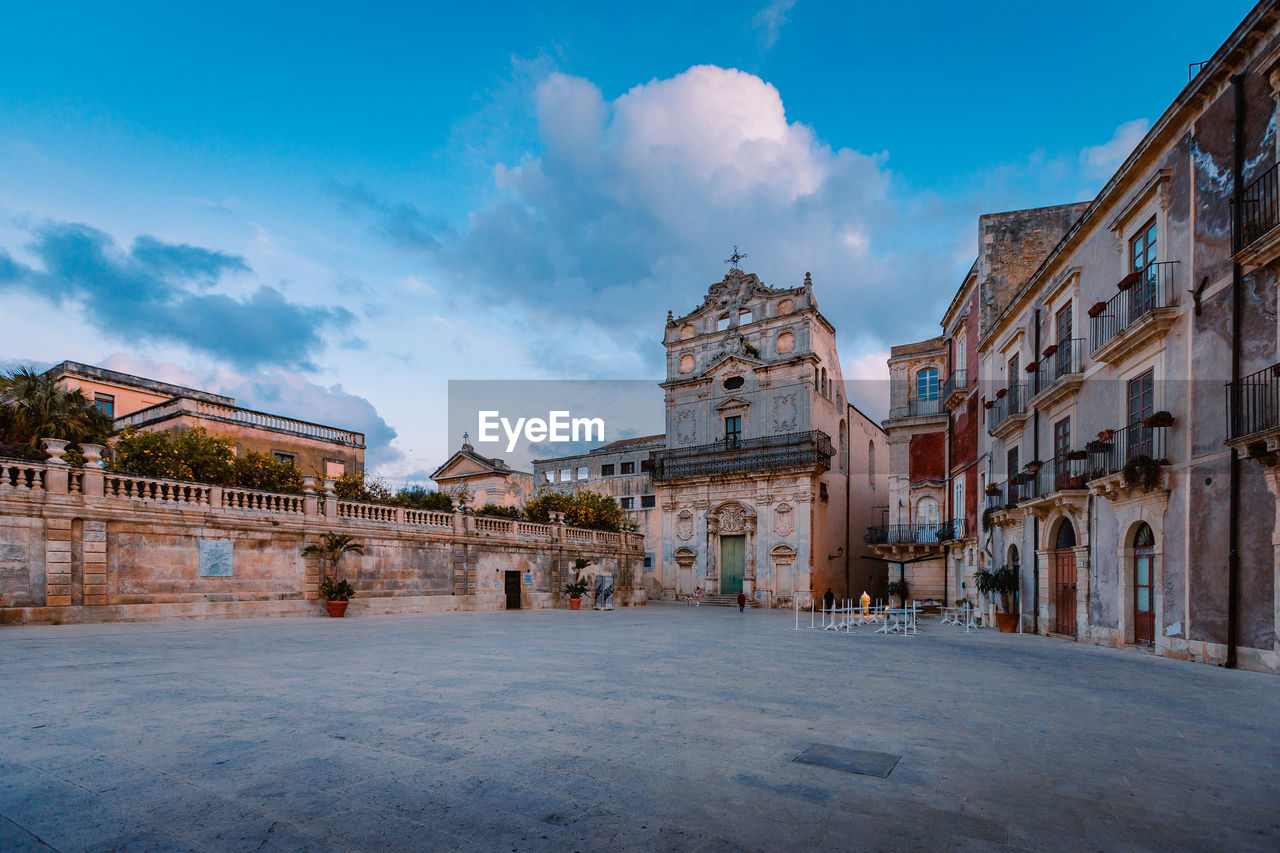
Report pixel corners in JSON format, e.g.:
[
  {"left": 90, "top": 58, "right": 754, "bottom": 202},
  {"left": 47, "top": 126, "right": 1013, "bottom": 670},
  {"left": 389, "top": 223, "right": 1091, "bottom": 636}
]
[{"left": 198, "top": 538, "right": 233, "bottom": 577}]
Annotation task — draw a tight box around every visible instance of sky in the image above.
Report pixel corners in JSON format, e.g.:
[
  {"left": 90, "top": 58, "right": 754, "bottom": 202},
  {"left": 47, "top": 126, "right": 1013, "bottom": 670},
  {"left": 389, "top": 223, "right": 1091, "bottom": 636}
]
[{"left": 0, "top": 0, "right": 1256, "bottom": 482}]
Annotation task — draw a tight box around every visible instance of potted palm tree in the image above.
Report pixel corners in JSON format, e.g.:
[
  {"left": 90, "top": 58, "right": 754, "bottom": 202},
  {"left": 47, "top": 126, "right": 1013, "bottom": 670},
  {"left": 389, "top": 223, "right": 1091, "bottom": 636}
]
[
  {"left": 886, "top": 578, "right": 910, "bottom": 607},
  {"left": 975, "top": 565, "right": 1020, "bottom": 632},
  {"left": 303, "top": 532, "right": 364, "bottom": 617},
  {"left": 564, "top": 557, "right": 590, "bottom": 610}
]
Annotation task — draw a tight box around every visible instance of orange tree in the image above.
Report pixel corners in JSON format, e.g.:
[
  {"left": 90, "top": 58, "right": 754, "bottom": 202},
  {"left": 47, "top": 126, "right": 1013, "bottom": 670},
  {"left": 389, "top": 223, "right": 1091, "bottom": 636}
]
[
  {"left": 524, "top": 490, "right": 623, "bottom": 531},
  {"left": 110, "top": 427, "right": 236, "bottom": 483}
]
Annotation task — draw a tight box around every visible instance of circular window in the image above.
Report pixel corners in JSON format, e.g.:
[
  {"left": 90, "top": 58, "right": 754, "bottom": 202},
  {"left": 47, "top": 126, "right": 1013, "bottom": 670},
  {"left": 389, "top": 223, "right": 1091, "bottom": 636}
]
[
  {"left": 679, "top": 354, "right": 695, "bottom": 374},
  {"left": 723, "top": 376, "right": 745, "bottom": 390}
]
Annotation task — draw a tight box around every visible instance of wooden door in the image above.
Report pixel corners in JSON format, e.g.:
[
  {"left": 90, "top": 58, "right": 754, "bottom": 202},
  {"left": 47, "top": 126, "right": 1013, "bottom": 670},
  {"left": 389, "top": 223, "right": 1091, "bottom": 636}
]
[
  {"left": 504, "top": 570, "right": 522, "bottom": 610},
  {"left": 1133, "top": 523, "right": 1155, "bottom": 645},
  {"left": 720, "top": 535, "right": 745, "bottom": 595},
  {"left": 1052, "top": 521, "right": 1077, "bottom": 636}
]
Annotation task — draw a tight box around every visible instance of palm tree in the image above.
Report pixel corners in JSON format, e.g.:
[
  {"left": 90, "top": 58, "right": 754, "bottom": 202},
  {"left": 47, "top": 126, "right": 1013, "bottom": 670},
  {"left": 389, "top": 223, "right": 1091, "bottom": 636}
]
[
  {"left": 0, "top": 367, "right": 114, "bottom": 448},
  {"left": 301, "top": 532, "right": 364, "bottom": 582}
]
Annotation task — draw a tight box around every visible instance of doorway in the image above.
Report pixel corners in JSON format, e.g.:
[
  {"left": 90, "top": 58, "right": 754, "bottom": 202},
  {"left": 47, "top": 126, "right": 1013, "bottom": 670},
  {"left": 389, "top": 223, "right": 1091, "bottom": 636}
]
[
  {"left": 1133, "top": 523, "right": 1155, "bottom": 645},
  {"left": 1052, "top": 520, "right": 1077, "bottom": 636},
  {"left": 504, "top": 571, "right": 522, "bottom": 610},
  {"left": 720, "top": 535, "right": 745, "bottom": 595}
]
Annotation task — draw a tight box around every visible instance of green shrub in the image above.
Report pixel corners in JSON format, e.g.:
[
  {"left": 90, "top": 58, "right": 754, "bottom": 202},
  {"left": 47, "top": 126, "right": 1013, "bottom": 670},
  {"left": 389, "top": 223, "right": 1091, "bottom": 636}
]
[
  {"left": 334, "top": 471, "right": 393, "bottom": 503},
  {"left": 110, "top": 427, "right": 236, "bottom": 484},
  {"left": 232, "top": 452, "right": 303, "bottom": 493},
  {"left": 476, "top": 503, "right": 521, "bottom": 519},
  {"left": 524, "top": 490, "right": 623, "bottom": 531},
  {"left": 390, "top": 485, "right": 452, "bottom": 510}
]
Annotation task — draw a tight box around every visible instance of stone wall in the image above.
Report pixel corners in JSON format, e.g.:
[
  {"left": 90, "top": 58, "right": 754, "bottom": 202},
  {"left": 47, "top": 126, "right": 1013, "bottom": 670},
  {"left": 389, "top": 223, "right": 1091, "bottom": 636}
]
[{"left": 0, "top": 458, "right": 644, "bottom": 624}]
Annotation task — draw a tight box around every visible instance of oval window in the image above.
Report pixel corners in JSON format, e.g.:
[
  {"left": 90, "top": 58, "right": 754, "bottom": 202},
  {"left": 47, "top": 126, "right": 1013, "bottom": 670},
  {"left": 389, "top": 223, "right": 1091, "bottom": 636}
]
[{"left": 723, "top": 376, "right": 745, "bottom": 390}]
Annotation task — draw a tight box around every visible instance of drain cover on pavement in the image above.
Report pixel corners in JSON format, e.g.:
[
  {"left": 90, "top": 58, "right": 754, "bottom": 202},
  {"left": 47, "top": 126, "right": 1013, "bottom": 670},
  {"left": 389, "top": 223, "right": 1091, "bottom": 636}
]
[{"left": 793, "top": 743, "right": 901, "bottom": 778}]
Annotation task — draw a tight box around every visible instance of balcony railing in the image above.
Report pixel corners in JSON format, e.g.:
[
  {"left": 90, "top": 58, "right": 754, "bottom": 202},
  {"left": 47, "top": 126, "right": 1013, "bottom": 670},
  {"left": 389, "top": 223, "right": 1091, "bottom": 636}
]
[
  {"left": 649, "top": 430, "right": 834, "bottom": 481},
  {"left": 1085, "top": 424, "right": 1168, "bottom": 476},
  {"left": 115, "top": 397, "right": 366, "bottom": 448},
  {"left": 1226, "top": 362, "right": 1280, "bottom": 441},
  {"left": 1033, "top": 338, "right": 1084, "bottom": 396},
  {"left": 864, "top": 518, "right": 964, "bottom": 546},
  {"left": 989, "top": 384, "right": 1028, "bottom": 434},
  {"left": 1234, "top": 163, "right": 1280, "bottom": 253},
  {"left": 942, "top": 369, "right": 968, "bottom": 400},
  {"left": 888, "top": 394, "right": 943, "bottom": 420},
  {"left": 1088, "top": 262, "right": 1180, "bottom": 353}
]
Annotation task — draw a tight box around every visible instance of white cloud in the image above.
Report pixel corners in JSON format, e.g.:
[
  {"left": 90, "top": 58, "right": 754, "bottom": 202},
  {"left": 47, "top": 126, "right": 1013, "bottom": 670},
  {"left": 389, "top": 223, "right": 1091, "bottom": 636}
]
[
  {"left": 843, "top": 350, "right": 890, "bottom": 421},
  {"left": 1081, "top": 118, "right": 1150, "bottom": 179},
  {"left": 752, "top": 0, "right": 798, "bottom": 50}
]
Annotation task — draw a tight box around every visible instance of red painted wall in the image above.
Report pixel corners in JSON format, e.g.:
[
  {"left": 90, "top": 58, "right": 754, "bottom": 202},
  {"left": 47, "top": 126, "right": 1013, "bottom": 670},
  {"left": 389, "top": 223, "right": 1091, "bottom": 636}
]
[{"left": 909, "top": 432, "right": 945, "bottom": 482}]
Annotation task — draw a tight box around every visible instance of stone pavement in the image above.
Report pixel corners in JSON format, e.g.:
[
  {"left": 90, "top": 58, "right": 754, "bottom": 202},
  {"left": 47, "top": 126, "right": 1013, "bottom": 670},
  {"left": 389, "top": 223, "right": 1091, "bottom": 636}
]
[{"left": 1, "top": 604, "right": 1278, "bottom": 851}]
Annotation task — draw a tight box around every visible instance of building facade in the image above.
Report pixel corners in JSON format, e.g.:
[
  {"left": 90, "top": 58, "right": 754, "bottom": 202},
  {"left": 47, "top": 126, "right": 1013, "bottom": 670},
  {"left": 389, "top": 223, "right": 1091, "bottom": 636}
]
[
  {"left": 50, "top": 361, "right": 365, "bottom": 477},
  {"left": 652, "top": 267, "right": 886, "bottom": 606},
  {"left": 531, "top": 434, "right": 666, "bottom": 597},
  {"left": 431, "top": 438, "right": 534, "bottom": 509}
]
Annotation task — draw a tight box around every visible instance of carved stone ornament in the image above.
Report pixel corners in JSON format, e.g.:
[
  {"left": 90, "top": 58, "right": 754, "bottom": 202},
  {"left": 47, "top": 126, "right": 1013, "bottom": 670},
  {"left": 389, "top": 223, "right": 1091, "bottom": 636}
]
[
  {"left": 774, "top": 503, "right": 794, "bottom": 536},
  {"left": 717, "top": 503, "right": 749, "bottom": 533},
  {"left": 676, "top": 509, "right": 695, "bottom": 541}
]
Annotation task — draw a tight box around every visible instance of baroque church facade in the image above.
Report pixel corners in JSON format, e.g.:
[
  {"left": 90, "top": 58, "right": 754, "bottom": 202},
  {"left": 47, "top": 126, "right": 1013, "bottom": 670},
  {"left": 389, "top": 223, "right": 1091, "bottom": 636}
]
[{"left": 652, "top": 267, "right": 884, "bottom": 606}]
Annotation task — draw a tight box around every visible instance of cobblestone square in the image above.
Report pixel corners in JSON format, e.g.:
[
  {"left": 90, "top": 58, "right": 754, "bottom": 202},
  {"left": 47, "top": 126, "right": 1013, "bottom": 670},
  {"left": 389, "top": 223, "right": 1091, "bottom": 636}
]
[{"left": 2, "top": 606, "right": 1278, "bottom": 851}]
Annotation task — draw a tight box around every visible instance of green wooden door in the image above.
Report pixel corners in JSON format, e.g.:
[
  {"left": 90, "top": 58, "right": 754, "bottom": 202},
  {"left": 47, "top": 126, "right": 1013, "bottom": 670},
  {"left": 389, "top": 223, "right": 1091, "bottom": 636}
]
[{"left": 720, "top": 535, "right": 745, "bottom": 595}]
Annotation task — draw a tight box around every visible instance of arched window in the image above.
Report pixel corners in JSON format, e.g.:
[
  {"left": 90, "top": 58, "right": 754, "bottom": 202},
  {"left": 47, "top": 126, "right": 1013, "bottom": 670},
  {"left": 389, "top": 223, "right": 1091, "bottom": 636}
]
[
  {"left": 867, "top": 439, "right": 875, "bottom": 485},
  {"left": 916, "top": 367, "right": 939, "bottom": 401},
  {"left": 1134, "top": 522, "right": 1154, "bottom": 548},
  {"left": 915, "top": 496, "right": 940, "bottom": 543},
  {"left": 821, "top": 368, "right": 828, "bottom": 398},
  {"left": 1054, "top": 519, "right": 1077, "bottom": 550},
  {"left": 1008, "top": 544, "right": 1020, "bottom": 572},
  {"left": 838, "top": 420, "right": 848, "bottom": 471}
]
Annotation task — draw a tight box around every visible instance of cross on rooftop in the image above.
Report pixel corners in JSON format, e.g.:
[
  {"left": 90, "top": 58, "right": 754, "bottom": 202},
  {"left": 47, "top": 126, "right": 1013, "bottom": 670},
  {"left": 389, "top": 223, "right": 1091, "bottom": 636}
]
[{"left": 725, "top": 246, "right": 747, "bottom": 269}]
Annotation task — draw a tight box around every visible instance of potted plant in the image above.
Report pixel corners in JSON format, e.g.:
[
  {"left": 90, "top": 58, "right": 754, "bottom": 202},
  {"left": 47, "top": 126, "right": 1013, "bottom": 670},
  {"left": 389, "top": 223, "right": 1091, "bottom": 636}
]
[
  {"left": 318, "top": 576, "right": 355, "bottom": 618},
  {"left": 974, "top": 565, "right": 1020, "bottom": 632},
  {"left": 1025, "top": 361, "right": 1038, "bottom": 373},
  {"left": 1123, "top": 455, "right": 1164, "bottom": 490},
  {"left": 1143, "top": 411, "right": 1175, "bottom": 429},
  {"left": 985, "top": 482, "right": 1002, "bottom": 496},
  {"left": 303, "top": 532, "right": 364, "bottom": 617},
  {"left": 1118, "top": 271, "right": 1141, "bottom": 290},
  {"left": 1087, "top": 301, "right": 1108, "bottom": 318},
  {"left": 1065, "top": 449, "right": 1088, "bottom": 461},
  {"left": 996, "top": 387, "right": 1007, "bottom": 399},
  {"left": 1042, "top": 344, "right": 1058, "bottom": 357},
  {"left": 564, "top": 557, "right": 591, "bottom": 610},
  {"left": 1024, "top": 460, "right": 1043, "bottom": 474},
  {"left": 886, "top": 578, "right": 910, "bottom": 607},
  {"left": 984, "top": 399, "right": 995, "bottom": 409}
]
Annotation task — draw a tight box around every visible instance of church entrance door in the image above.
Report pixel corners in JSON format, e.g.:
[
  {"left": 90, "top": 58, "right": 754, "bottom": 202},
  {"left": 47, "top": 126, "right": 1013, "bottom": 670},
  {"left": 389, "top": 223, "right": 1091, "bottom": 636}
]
[{"left": 720, "top": 535, "right": 745, "bottom": 595}]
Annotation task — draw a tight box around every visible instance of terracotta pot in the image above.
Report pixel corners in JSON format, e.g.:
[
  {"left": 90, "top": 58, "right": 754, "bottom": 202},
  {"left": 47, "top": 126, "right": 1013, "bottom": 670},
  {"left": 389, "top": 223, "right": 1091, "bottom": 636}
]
[
  {"left": 569, "top": 598, "right": 582, "bottom": 610},
  {"left": 325, "top": 601, "right": 349, "bottom": 618},
  {"left": 995, "top": 612, "right": 1019, "bottom": 633}
]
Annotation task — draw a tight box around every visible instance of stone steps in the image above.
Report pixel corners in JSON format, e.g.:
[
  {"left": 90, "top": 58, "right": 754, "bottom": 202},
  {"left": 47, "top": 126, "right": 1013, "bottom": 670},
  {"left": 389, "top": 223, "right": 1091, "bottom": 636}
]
[{"left": 699, "top": 594, "right": 764, "bottom": 608}]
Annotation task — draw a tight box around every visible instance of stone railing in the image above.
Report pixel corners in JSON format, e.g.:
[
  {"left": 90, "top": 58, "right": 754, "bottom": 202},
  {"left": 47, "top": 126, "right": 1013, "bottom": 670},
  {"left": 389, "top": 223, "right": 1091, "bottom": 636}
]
[
  {"left": 114, "top": 397, "right": 365, "bottom": 448},
  {"left": 0, "top": 458, "right": 641, "bottom": 550}
]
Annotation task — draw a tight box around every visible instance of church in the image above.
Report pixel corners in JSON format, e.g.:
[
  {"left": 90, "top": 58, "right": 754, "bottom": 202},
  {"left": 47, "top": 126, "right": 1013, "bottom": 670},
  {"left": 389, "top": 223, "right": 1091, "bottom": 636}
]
[{"left": 651, "top": 265, "right": 886, "bottom": 607}]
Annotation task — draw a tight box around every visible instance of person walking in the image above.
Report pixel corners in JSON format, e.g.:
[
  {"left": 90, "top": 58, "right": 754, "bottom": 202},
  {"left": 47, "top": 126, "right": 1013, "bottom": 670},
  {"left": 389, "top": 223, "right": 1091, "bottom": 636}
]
[
  {"left": 823, "top": 587, "right": 835, "bottom": 612},
  {"left": 694, "top": 587, "right": 703, "bottom": 607},
  {"left": 737, "top": 591, "right": 746, "bottom": 612}
]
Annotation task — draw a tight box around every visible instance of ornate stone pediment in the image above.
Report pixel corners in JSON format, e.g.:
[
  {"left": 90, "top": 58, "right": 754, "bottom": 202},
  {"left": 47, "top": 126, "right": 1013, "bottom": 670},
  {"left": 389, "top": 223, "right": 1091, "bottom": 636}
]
[{"left": 707, "top": 501, "right": 756, "bottom": 534}]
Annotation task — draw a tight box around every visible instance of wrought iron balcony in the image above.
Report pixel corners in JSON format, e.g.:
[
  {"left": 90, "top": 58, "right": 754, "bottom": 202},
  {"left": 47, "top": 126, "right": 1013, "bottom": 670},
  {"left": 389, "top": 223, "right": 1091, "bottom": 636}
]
[
  {"left": 1088, "top": 262, "right": 1179, "bottom": 355},
  {"left": 1032, "top": 338, "right": 1084, "bottom": 400},
  {"left": 649, "top": 430, "right": 834, "bottom": 481},
  {"left": 887, "top": 394, "right": 943, "bottom": 421},
  {"left": 1084, "top": 424, "right": 1169, "bottom": 476},
  {"left": 988, "top": 384, "right": 1028, "bottom": 436},
  {"left": 1234, "top": 163, "right": 1279, "bottom": 253},
  {"left": 942, "top": 369, "right": 968, "bottom": 405},
  {"left": 1227, "top": 362, "right": 1280, "bottom": 442},
  {"left": 864, "top": 518, "right": 964, "bottom": 546}
]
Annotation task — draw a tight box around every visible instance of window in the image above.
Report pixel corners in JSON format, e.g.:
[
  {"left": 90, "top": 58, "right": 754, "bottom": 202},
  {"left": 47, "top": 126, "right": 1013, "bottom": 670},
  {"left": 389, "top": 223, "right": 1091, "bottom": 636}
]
[
  {"left": 576, "top": 466, "right": 588, "bottom": 480},
  {"left": 867, "top": 439, "right": 875, "bottom": 485},
  {"left": 641, "top": 494, "right": 656, "bottom": 508},
  {"left": 739, "top": 309, "right": 753, "bottom": 325},
  {"left": 620, "top": 461, "right": 635, "bottom": 475},
  {"left": 916, "top": 368, "right": 939, "bottom": 401},
  {"left": 838, "top": 420, "right": 848, "bottom": 472},
  {"left": 619, "top": 496, "right": 635, "bottom": 510},
  {"left": 1128, "top": 369, "right": 1155, "bottom": 457},
  {"left": 323, "top": 459, "right": 346, "bottom": 478},
  {"left": 916, "top": 496, "right": 939, "bottom": 527},
  {"left": 1055, "top": 302, "right": 1072, "bottom": 344},
  {"left": 543, "top": 470, "right": 554, "bottom": 483},
  {"left": 724, "top": 416, "right": 742, "bottom": 444},
  {"left": 1131, "top": 218, "right": 1157, "bottom": 273},
  {"left": 953, "top": 479, "right": 964, "bottom": 523},
  {"left": 560, "top": 469, "right": 571, "bottom": 482},
  {"left": 93, "top": 393, "right": 115, "bottom": 418},
  {"left": 1053, "top": 417, "right": 1071, "bottom": 488},
  {"left": 600, "top": 463, "right": 615, "bottom": 477},
  {"left": 723, "top": 376, "right": 745, "bottom": 390},
  {"left": 1007, "top": 353, "right": 1019, "bottom": 389},
  {"left": 819, "top": 482, "right": 829, "bottom": 501},
  {"left": 272, "top": 451, "right": 297, "bottom": 465},
  {"left": 1007, "top": 447, "right": 1019, "bottom": 482},
  {"left": 639, "top": 459, "right": 653, "bottom": 473},
  {"left": 644, "top": 553, "right": 654, "bottom": 571},
  {"left": 717, "top": 314, "right": 731, "bottom": 332},
  {"left": 955, "top": 338, "right": 966, "bottom": 374}
]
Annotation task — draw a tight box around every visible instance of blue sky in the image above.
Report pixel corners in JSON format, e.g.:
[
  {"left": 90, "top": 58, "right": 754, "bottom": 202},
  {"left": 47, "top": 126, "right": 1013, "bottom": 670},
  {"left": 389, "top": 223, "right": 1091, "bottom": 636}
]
[{"left": 0, "top": 0, "right": 1255, "bottom": 481}]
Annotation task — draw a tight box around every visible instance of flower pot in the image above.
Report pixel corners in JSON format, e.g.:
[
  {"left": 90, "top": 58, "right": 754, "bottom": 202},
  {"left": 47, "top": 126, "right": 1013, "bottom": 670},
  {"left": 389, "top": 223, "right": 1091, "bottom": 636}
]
[
  {"left": 569, "top": 598, "right": 582, "bottom": 610},
  {"left": 325, "top": 601, "right": 349, "bottom": 618},
  {"left": 1042, "top": 345, "right": 1057, "bottom": 357},
  {"left": 1097, "top": 429, "right": 1116, "bottom": 441},
  {"left": 996, "top": 388, "right": 1007, "bottom": 399},
  {"left": 1087, "top": 301, "right": 1108, "bottom": 318},
  {"left": 995, "top": 612, "right": 1019, "bottom": 633},
  {"left": 1118, "top": 271, "right": 1141, "bottom": 290}
]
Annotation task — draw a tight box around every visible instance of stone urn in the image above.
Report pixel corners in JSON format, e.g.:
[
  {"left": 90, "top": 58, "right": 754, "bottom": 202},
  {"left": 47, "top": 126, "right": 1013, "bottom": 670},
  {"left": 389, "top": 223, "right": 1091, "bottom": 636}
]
[
  {"left": 41, "top": 438, "right": 70, "bottom": 464},
  {"left": 321, "top": 477, "right": 337, "bottom": 495},
  {"left": 301, "top": 475, "right": 318, "bottom": 494},
  {"left": 79, "top": 444, "right": 106, "bottom": 468}
]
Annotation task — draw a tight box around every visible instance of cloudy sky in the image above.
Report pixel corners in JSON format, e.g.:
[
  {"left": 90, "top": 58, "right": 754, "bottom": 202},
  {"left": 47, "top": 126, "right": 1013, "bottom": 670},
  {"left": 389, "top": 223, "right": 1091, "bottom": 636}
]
[{"left": 0, "top": 0, "right": 1252, "bottom": 481}]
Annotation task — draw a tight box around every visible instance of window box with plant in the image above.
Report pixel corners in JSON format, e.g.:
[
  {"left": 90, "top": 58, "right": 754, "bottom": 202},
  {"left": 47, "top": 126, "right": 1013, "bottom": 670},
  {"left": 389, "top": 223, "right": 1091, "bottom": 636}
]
[
  {"left": 1065, "top": 449, "right": 1088, "bottom": 461},
  {"left": 995, "top": 387, "right": 1007, "bottom": 399},
  {"left": 1122, "top": 455, "right": 1165, "bottom": 491},
  {"left": 984, "top": 399, "right": 995, "bottom": 410},
  {"left": 1118, "top": 271, "right": 1141, "bottom": 290},
  {"left": 984, "top": 483, "right": 1002, "bottom": 496},
  {"left": 1087, "top": 301, "right": 1108, "bottom": 318},
  {"left": 1143, "top": 411, "right": 1175, "bottom": 429},
  {"left": 1025, "top": 361, "right": 1038, "bottom": 373},
  {"left": 1024, "top": 460, "right": 1042, "bottom": 474},
  {"left": 1042, "top": 344, "right": 1057, "bottom": 357}
]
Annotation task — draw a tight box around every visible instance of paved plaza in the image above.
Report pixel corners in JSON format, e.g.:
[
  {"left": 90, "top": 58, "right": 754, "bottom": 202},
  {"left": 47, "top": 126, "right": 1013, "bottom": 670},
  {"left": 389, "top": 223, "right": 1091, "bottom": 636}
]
[{"left": 2, "top": 604, "right": 1278, "bottom": 852}]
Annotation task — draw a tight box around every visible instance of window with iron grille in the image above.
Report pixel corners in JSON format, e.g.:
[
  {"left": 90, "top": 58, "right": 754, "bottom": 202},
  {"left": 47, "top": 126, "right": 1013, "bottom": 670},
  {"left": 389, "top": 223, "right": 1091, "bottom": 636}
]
[
  {"left": 600, "top": 463, "right": 615, "bottom": 476},
  {"left": 620, "top": 461, "right": 635, "bottom": 475},
  {"left": 640, "top": 494, "right": 656, "bottom": 508}
]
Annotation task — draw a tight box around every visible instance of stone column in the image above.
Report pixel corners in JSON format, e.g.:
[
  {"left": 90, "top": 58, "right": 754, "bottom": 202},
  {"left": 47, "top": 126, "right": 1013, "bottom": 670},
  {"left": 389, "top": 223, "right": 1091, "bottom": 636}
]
[
  {"left": 1035, "top": 548, "right": 1051, "bottom": 635},
  {"left": 1074, "top": 544, "right": 1091, "bottom": 641},
  {"left": 81, "top": 466, "right": 104, "bottom": 498},
  {"left": 1261, "top": 465, "right": 1280, "bottom": 659},
  {"left": 322, "top": 478, "right": 337, "bottom": 520}
]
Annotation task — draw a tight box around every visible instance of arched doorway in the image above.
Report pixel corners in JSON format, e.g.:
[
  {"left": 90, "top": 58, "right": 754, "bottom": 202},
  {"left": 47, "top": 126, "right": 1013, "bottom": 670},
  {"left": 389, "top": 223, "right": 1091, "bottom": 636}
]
[
  {"left": 1133, "top": 523, "right": 1155, "bottom": 646},
  {"left": 1052, "top": 519, "right": 1077, "bottom": 636}
]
